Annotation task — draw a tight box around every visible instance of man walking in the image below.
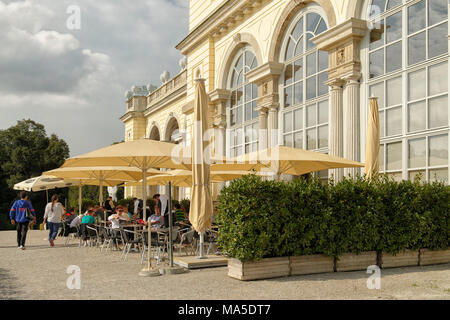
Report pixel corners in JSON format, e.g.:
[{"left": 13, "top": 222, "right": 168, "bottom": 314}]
[{"left": 10, "top": 191, "right": 36, "bottom": 250}]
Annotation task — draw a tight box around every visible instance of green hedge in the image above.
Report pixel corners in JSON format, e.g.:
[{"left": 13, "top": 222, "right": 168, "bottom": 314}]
[{"left": 216, "top": 175, "right": 449, "bottom": 262}]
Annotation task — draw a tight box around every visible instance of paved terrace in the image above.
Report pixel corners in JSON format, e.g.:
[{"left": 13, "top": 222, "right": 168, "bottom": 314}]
[{"left": 0, "top": 230, "right": 449, "bottom": 300}]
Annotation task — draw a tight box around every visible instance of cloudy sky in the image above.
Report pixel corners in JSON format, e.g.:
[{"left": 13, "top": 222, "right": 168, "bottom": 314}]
[{"left": 0, "top": 0, "right": 188, "bottom": 156}]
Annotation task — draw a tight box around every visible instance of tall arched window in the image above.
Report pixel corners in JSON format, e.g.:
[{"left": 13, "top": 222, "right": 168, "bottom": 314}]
[
  {"left": 280, "top": 9, "right": 329, "bottom": 153},
  {"left": 366, "top": 0, "right": 448, "bottom": 183},
  {"left": 227, "top": 46, "right": 259, "bottom": 157}
]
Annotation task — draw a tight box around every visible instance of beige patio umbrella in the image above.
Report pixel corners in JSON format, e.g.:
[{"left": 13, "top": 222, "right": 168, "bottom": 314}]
[
  {"left": 190, "top": 78, "right": 213, "bottom": 259},
  {"left": 365, "top": 97, "right": 380, "bottom": 179},
  {"left": 211, "top": 145, "right": 364, "bottom": 179},
  {"left": 122, "top": 169, "right": 258, "bottom": 188},
  {"left": 44, "top": 166, "right": 161, "bottom": 217}
]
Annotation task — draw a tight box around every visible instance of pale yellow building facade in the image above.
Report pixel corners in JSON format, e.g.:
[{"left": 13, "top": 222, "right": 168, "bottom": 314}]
[{"left": 122, "top": 0, "right": 449, "bottom": 199}]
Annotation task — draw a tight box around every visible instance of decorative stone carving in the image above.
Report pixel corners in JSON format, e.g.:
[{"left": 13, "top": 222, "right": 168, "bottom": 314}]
[
  {"left": 179, "top": 56, "right": 187, "bottom": 71},
  {"left": 160, "top": 71, "right": 171, "bottom": 83},
  {"left": 233, "top": 33, "right": 241, "bottom": 43},
  {"left": 337, "top": 48, "right": 345, "bottom": 66}
]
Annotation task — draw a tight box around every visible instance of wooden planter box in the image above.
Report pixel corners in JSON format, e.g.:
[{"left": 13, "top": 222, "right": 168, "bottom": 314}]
[
  {"left": 336, "top": 251, "right": 377, "bottom": 272},
  {"left": 228, "top": 257, "right": 290, "bottom": 281},
  {"left": 419, "top": 248, "right": 450, "bottom": 266},
  {"left": 289, "top": 254, "right": 334, "bottom": 276},
  {"left": 381, "top": 250, "right": 419, "bottom": 268}
]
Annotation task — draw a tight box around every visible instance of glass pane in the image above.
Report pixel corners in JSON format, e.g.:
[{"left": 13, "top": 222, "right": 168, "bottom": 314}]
[
  {"left": 284, "top": 134, "right": 293, "bottom": 148},
  {"left": 370, "top": 82, "right": 385, "bottom": 108},
  {"left": 306, "top": 128, "right": 316, "bottom": 150},
  {"left": 294, "top": 109, "right": 303, "bottom": 131},
  {"left": 237, "top": 87, "right": 243, "bottom": 105},
  {"left": 294, "top": 39, "right": 304, "bottom": 57},
  {"left": 318, "top": 125, "right": 328, "bottom": 148},
  {"left": 429, "top": 62, "right": 448, "bottom": 96},
  {"left": 252, "top": 83, "right": 258, "bottom": 99},
  {"left": 429, "top": 0, "right": 448, "bottom": 26},
  {"left": 236, "top": 146, "right": 243, "bottom": 156},
  {"left": 307, "top": 104, "right": 317, "bottom": 127},
  {"left": 285, "top": 37, "right": 295, "bottom": 61},
  {"left": 318, "top": 72, "right": 328, "bottom": 96},
  {"left": 318, "top": 51, "right": 328, "bottom": 72},
  {"left": 379, "top": 144, "right": 385, "bottom": 171},
  {"left": 408, "top": 31, "right": 426, "bottom": 65},
  {"left": 294, "top": 132, "right": 303, "bottom": 149},
  {"left": 231, "top": 108, "right": 236, "bottom": 126},
  {"left": 370, "top": 25, "right": 384, "bottom": 51},
  {"left": 294, "top": 58, "right": 303, "bottom": 81},
  {"left": 245, "top": 125, "right": 252, "bottom": 143},
  {"left": 245, "top": 84, "right": 252, "bottom": 102},
  {"left": 386, "top": 0, "right": 401, "bottom": 10},
  {"left": 370, "top": 48, "right": 384, "bottom": 78},
  {"left": 245, "top": 51, "right": 255, "bottom": 68},
  {"left": 387, "top": 76, "right": 402, "bottom": 106},
  {"left": 386, "top": 42, "right": 402, "bottom": 73},
  {"left": 284, "top": 86, "right": 292, "bottom": 109},
  {"left": 386, "top": 142, "right": 402, "bottom": 170},
  {"left": 429, "top": 168, "right": 448, "bottom": 184},
  {"left": 379, "top": 110, "right": 385, "bottom": 138},
  {"left": 408, "top": 101, "right": 426, "bottom": 132},
  {"left": 306, "top": 76, "right": 317, "bottom": 100},
  {"left": 408, "top": 0, "right": 426, "bottom": 34},
  {"left": 230, "top": 91, "right": 237, "bottom": 108},
  {"left": 236, "top": 105, "right": 243, "bottom": 124},
  {"left": 408, "top": 170, "right": 426, "bottom": 182},
  {"left": 291, "top": 18, "right": 303, "bottom": 40},
  {"left": 318, "top": 100, "right": 328, "bottom": 124},
  {"left": 285, "top": 64, "right": 293, "bottom": 85},
  {"left": 306, "top": 33, "right": 316, "bottom": 50},
  {"left": 236, "top": 128, "right": 244, "bottom": 145},
  {"left": 387, "top": 172, "right": 403, "bottom": 181},
  {"left": 371, "top": 0, "right": 386, "bottom": 16},
  {"left": 429, "top": 95, "right": 448, "bottom": 128},
  {"left": 316, "top": 19, "right": 327, "bottom": 35},
  {"left": 306, "top": 52, "right": 316, "bottom": 76},
  {"left": 428, "top": 23, "right": 448, "bottom": 59},
  {"left": 294, "top": 81, "right": 303, "bottom": 105},
  {"left": 252, "top": 100, "right": 258, "bottom": 119},
  {"left": 429, "top": 134, "right": 448, "bottom": 166},
  {"left": 386, "top": 12, "right": 402, "bottom": 43},
  {"left": 245, "top": 103, "right": 252, "bottom": 122},
  {"left": 408, "top": 68, "right": 426, "bottom": 101},
  {"left": 235, "top": 54, "right": 243, "bottom": 72},
  {"left": 284, "top": 111, "right": 293, "bottom": 133},
  {"left": 408, "top": 138, "right": 426, "bottom": 168},
  {"left": 307, "top": 13, "right": 320, "bottom": 32},
  {"left": 386, "top": 106, "right": 402, "bottom": 136}
]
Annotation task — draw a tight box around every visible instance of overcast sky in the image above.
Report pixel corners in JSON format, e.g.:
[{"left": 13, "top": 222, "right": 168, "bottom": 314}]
[{"left": 0, "top": 0, "right": 188, "bottom": 156}]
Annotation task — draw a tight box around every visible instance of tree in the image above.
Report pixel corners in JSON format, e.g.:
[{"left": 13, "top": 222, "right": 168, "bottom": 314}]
[{"left": 0, "top": 120, "right": 70, "bottom": 230}]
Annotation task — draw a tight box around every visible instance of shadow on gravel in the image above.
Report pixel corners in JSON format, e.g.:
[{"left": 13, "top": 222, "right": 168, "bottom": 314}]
[
  {"left": 267, "top": 263, "right": 450, "bottom": 283},
  {"left": 0, "top": 268, "right": 23, "bottom": 299}
]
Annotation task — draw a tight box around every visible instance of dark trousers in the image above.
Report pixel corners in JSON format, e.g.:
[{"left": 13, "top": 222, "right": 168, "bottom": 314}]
[{"left": 16, "top": 222, "right": 29, "bottom": 247}]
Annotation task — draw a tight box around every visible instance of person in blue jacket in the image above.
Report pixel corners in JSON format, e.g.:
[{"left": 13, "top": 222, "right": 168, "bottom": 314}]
[{"left": 10, "top": 191, "right": 36, "bottom": 250}]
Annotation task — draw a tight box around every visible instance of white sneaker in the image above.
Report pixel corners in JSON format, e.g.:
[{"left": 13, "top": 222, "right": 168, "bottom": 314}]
[{"left": 18, "top": 245, "right": 23, "bottom": 249}]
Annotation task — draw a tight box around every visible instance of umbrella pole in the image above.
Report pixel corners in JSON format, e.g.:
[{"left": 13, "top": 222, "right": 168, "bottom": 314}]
[
  {"left": 199, "top": 232, "right": 205, "bottom": 259},
  {"left": 78, "top": 184, "right": 82, "bottom": 215},
  {"left": 142, "top": 159, "right": 147, "bottom": 222},
  {"left": 46, "top": 189, "right": 49, "bottom": 204},
  {"left": 168, "top": 181, "right": 173, "bottom": 267}
]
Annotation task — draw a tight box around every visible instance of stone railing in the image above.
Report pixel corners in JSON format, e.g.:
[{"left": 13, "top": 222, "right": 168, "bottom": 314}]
[{"left": 147, "top": 70, "right": 187, "bottom": 106}]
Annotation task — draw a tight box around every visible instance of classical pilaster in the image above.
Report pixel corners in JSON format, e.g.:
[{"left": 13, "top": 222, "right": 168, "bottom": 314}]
[
  {"left": 246, "top": 61, "right": 284, "bottom": 149},
  {"left": 343, "top": 75, "right": 361, "bottom": 177},
  {"left": 312, "top": 18, "right": 367, "bottom": 181},
  {"left": 209, "top": 89, "right": 230, "bottom": 158},
  {"left": 327, "top": 79, "right": 345, "bottom": 182}
]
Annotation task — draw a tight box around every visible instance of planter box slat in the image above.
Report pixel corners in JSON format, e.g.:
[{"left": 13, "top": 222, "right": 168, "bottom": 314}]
[
  {"left": 336, "top": 251, "right": 377, "bottom": 272},
  {"left": 290, "top": 255, "right": 334, "bottom": 275},
  {"left": 420, "top": 249, "right": 450, "bottom": 266},
  {"left": 381, "top": 250, "right": 419, "bottom": 268},
  {"left": 228, "top": 257, "right": 289, "bottom": 281}
]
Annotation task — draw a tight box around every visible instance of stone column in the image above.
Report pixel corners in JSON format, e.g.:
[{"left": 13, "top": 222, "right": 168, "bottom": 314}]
[
  {"left": 208, "top": 89, "right": 230, "bottom": 158},
  {"left": 327, "top": 79, "right": 345, "bottom": 182},
  {"left": 344, "top": 75, "right": 361, "bottom": 178}
]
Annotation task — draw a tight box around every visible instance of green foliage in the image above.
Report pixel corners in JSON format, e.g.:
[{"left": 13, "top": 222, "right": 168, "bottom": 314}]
[
  {"left": 0, "top": 120, "right": 70, "bottom": 229},
  {"left": 216, "top": 174, "right": 450, "bottom": 262},
  {"left": 180, "top": 198, "right": 191, "bottom": 213}
]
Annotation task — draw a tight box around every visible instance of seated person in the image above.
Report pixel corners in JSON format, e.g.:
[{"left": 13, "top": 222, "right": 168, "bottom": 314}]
[
  {"left": 81, "top": 210, "right": 96, "bottom": 225},
  {"left": 108, "top": 207, "right": 129, "bottom": 247},
  {"left": 149, "top": 205, "right": 163, "bottom": 229},
  {"left": 94, "top": 205, "right": 105, "bottom": 221},
  {"left": 80, "top": 210, "right": 96, "bottom": 246},
  {"left": 174, "top": 203, "right": 186, "bottom": 222}
]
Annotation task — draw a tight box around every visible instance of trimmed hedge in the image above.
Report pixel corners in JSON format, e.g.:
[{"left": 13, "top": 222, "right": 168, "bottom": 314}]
[{"left": 216, "top": 175, "right": 449, "bottom": 262}]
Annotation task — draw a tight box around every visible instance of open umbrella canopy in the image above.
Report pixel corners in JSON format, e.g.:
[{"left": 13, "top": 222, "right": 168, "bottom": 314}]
[
  {"left": 43, "top": 166, "right": 161, "bottom": 182},
  {"left": 211, "top": 145, "right": 364, "bottom": 176},
  {"left": 13, "top": 175, "right": 79, "bottom": 192},
  {"left": 122, "top": 169, "right": 261, "bottom": 188},
  {"left": 61, "top": 139, "right": 191, "bottom": 170}
]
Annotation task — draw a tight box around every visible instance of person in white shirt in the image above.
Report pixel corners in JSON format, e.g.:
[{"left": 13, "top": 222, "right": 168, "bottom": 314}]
[
  {"left": 43, "top": 195, "right": 65, "bottom": 247},
  {"left": 133, "top": 198, "right": 140, "bottom": 215},
  {"left": 149, "top": 205, "right": 163, "bottom": 229}
]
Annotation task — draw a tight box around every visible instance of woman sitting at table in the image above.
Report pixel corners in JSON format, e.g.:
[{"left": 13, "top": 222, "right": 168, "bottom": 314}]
[
  {"left": 148, "top": 205, "right": 163, "bottom": 229},
  {"left": 80, "top": 210, "right": 96, "bottom": 246}
]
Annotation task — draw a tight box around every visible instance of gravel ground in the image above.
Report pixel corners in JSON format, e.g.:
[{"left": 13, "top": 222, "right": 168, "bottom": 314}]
[{"left": 0, "top": 230, "right": 449, "bottom": 300}]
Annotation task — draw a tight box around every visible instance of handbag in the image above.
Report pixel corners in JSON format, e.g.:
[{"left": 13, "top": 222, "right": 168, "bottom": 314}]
[{"left": 25, "top": 202, "right": 34, "bottom": 220}]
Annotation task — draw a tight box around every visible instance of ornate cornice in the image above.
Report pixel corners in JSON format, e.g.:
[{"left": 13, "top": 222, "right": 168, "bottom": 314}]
[
  {"left": 209, "top": 89, "right": 231, "bottom": 103},
  {"left": 245, "top": 61, "right": 284, "bottom": 85},
  {"left": 311, "top": 18, "right": 367, "bottom": 51},
  {"left": 120, "top": 111, "right": 145, "bottom": 123},
  {"left": 176, "top": 0, "right": 268, "bottom": 55}
]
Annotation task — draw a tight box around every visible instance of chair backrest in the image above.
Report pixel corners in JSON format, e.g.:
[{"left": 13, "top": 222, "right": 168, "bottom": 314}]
[
  {"left": 171, "top": 226, "right": 180, "bottom": 242},
  {"left": 86, "top": 225, "right": 98, "bottom": 237}
]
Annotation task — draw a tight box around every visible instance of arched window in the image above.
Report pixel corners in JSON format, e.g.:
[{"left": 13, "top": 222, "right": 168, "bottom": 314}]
[
  {"left": 280, "top": 10, "right": 329, "bottom": 152},
  {"left": 366, "top": 0, "right": 448, "bottom": 183},
  {"left": 227, "top": 46, "right": 259, "bottom": 157}
]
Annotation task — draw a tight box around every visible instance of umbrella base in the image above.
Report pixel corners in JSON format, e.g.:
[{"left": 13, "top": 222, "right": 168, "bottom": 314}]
[
  {"left": 138, "top": 267, "right": 161, "bottom": 277},
  {"left": 159, "top": 266, "right": 187, "bottom": 275}
]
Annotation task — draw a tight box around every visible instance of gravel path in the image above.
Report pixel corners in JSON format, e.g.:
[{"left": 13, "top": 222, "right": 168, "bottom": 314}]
[{"left": 0, "top": 230, "right": 449, "bottom": 300}]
